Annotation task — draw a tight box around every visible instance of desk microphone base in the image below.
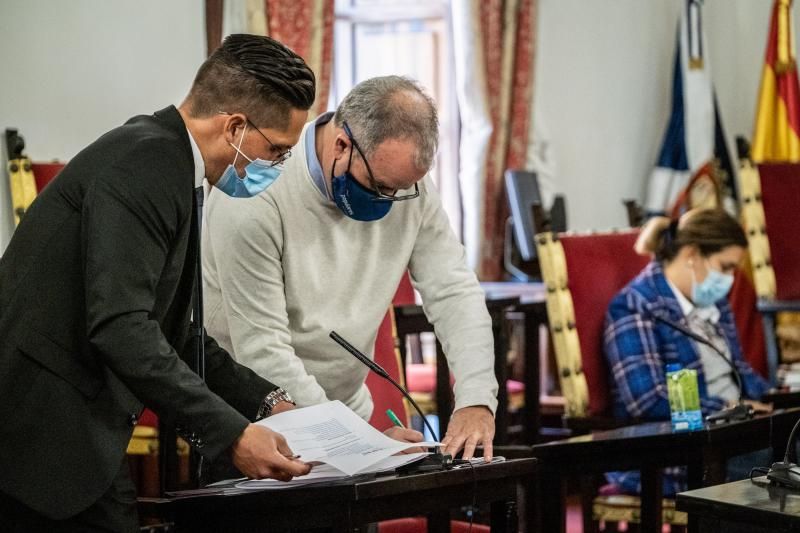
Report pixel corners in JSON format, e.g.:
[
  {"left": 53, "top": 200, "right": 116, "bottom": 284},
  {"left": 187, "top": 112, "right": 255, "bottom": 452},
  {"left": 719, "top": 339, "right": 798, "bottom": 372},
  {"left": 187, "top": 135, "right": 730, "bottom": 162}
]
[
  {"left": 396, "top": 453, "right": 454, "bottom": 475},
  {"left": 767, "top": 461, "right": 800, "bottom": 490},
  {"left": 705, "top": 403, "right": 754, "bottom": 424}
]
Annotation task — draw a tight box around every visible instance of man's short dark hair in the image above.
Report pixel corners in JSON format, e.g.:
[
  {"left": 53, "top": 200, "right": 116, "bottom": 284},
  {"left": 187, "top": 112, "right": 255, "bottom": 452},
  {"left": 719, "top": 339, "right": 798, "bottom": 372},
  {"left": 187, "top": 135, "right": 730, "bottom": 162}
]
[{"left": 187, "top": 34, "right": 316, "bottom": 129}]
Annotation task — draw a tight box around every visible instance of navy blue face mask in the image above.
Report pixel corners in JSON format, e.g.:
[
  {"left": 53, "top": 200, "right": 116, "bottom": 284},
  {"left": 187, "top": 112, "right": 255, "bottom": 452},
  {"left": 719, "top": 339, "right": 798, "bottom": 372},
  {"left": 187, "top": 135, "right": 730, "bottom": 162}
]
[{"left": 329, "top": 149, "right": 392, "bottom": 222}]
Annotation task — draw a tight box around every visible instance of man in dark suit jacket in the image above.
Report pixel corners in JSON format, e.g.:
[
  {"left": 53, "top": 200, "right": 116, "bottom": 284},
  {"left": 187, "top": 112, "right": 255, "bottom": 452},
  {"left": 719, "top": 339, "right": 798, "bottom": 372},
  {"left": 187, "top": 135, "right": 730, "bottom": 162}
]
[{"left": 0, "top": 34, "right": 315, "bottom": 531}]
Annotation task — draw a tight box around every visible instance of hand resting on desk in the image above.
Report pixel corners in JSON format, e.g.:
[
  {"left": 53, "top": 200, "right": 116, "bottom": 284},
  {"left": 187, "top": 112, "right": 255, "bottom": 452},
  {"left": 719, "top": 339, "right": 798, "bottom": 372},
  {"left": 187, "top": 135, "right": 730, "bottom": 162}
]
[
  {"left": 742, "top": 399, "right": 773, "bottom": 414},
  {"left": 441, "top": 406, "right": 495, "bottom": 462},
  {"left": 231, "top": 424, "right": 312, "bottom": 481}
]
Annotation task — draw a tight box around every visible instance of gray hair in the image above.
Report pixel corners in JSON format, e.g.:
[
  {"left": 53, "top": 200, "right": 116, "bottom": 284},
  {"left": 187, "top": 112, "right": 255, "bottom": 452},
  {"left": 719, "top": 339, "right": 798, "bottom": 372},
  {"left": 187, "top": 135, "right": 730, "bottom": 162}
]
[{"left": 333, "top": 76, "right": 439, "bottom": 171}]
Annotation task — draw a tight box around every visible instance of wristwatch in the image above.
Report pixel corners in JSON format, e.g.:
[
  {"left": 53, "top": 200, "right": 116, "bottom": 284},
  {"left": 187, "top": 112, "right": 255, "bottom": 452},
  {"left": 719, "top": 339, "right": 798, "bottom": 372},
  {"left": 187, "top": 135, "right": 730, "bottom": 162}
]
[{"left": 256, "top": 388, "right": 295, "bottom": 420}]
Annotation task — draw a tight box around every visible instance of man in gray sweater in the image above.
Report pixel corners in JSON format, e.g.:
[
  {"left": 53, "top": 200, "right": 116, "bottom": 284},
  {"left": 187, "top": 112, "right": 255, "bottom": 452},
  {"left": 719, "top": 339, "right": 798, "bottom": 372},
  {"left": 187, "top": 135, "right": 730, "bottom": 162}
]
[{"left": 202, "top": 76, "right": 498, "bottom": 461}]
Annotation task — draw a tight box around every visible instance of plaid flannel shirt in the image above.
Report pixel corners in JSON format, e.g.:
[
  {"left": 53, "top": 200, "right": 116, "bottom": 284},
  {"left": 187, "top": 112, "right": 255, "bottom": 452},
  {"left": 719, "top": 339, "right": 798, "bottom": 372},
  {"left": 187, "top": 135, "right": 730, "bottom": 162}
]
[{"left": 604, "top": 261, "right": 769, "bottom": 496}]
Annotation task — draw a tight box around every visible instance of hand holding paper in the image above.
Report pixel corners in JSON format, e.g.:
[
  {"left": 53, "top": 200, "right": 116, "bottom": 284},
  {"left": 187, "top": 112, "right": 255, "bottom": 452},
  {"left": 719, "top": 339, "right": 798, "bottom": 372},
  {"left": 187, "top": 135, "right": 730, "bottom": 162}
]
[
  {"left": 230, "top": 400, "right": 438, "bottom": 489},
  {"left": 230, "top": 424, "right": 311, "bottom": 481},
  {"left": 383, "top": 426, "right": 425, "bottom": 454}
]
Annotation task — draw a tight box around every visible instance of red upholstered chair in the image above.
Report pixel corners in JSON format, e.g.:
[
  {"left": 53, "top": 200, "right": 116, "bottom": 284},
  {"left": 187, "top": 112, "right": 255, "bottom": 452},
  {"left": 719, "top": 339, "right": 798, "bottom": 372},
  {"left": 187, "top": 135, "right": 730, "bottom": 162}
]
[
  {"left": 388, "top": 272, "right": 444, "bottom": 432},
  {"left": 739, "top": 162, "right": 800, "bottom": 383},
  {"left": 378, "top": 519, "right": 489, "bottom": 533},
  {"left": 382, "top": 272, "right": 452, "bottom": 426},
  {"left": 668, "top": 162, "right": 722, "bottom": 219},
  {"left": 371, "top": 276, "right": 490, "bottom": 533},
  {"left": 536, "top": 230, "right": 649, "bottom": 424},
  {"left": 760, "top": 165, "right": 800, "bottom": 302},
  {"left": 536, "top": 230, "right": 688, "bottom": 531},
  {"left": 729, "top": 271, "right": 768, "bottom": 378},
  {"left": 367, "top": 307, "right": 411, "bottom": 432},
  {"left": 5, "top": 161, "right": 64, "bottom": 226},
  {"left": 30, "top": 161, "right": 66, "bottom": 192}
]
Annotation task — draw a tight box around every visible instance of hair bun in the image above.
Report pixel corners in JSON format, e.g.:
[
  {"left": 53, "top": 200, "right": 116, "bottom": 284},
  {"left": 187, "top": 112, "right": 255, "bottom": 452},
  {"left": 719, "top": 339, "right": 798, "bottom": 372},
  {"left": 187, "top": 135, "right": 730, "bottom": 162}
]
[{"left": 634, "top": 216, "right": 672, "bottom": 256}]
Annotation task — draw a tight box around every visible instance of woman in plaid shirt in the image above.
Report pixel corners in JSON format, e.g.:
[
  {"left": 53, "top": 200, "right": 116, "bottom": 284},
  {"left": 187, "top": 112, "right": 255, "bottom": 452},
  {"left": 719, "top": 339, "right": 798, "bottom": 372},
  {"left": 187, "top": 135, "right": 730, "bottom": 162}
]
[{"left": 604, "top": 208, "right": 770, "bottom": 496}]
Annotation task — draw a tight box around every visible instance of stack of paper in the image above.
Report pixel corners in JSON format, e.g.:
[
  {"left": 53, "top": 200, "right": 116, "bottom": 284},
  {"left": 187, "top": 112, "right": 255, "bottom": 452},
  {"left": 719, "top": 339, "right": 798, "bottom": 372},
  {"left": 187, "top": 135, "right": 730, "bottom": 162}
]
[{"left": 232, "top": 400, "right": 439, "bottom": 489}]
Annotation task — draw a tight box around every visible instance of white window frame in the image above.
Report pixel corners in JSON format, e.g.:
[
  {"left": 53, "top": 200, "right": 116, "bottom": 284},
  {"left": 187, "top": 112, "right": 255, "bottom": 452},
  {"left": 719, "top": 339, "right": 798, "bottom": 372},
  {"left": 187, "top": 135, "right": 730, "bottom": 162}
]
[{"left": 331, "top": 0, "right": 463, "bottom": 237}]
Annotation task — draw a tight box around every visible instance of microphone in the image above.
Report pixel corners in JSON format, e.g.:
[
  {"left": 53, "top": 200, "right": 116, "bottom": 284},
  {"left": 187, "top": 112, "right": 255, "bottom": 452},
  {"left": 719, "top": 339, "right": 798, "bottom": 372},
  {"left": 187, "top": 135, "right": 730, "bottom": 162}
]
[
  {"left": 330, "top": 330, "right": 393, "bottom": 381},
  {"left": 329, "top": 330, "right": 454, "bottom": 471},
  {"left": 767, "top": 414, "right": 800, "bottom": 489},
  {"left": 652, "top": 314, "right": 753, "bottom": 423},
  {"left": 655, "top": 314, "right": 800, "bottom": 489}
]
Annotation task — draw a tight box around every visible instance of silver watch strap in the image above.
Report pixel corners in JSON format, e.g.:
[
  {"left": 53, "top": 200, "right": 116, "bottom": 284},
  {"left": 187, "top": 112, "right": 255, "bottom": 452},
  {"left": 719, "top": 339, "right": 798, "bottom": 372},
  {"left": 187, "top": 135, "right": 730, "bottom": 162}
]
[{"left": 256, "top": 388, "right": 294, "bottom": 420}]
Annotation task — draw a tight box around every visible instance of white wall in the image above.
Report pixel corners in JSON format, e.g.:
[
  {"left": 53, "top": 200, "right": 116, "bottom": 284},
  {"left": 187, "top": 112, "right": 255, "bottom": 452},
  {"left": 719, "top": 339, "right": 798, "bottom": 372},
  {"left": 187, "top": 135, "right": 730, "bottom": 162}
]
[
  {"left": 0, "top": 0, "right": 205, "bottom": 250},
  {"left": 0, "top": 0, "right": 791, "bottom": 246},
  {"left": 534, "top": 0, "right": 779, "bottom": 231}
]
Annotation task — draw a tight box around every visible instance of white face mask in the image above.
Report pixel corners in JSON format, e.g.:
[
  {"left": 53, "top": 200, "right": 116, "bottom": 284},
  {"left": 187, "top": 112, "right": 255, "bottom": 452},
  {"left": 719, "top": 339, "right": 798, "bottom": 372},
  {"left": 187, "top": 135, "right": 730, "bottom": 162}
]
[{"left": 215, "top": 123, "right": 284, "bottom": 198}]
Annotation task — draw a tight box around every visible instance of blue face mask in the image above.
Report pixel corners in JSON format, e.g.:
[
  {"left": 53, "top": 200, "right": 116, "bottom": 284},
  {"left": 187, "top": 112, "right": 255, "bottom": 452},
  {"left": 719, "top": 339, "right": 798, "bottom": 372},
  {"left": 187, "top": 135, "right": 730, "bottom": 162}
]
[
  {"left": 691, "top": 260, "right": 735, "bottom": 308},
  {"left": 329, "top": 153, "right": 392, "bottom": 222},
  {"left": 215, "top": 123, "right": 283, "bottom": 198}
]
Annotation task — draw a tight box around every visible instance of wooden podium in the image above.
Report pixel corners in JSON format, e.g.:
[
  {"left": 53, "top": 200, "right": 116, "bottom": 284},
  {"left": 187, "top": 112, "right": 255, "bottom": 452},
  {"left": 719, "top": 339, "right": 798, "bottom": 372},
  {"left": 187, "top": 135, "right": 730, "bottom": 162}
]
[{"left": 139, "top": 457, "right": 537, "bottom": 532}]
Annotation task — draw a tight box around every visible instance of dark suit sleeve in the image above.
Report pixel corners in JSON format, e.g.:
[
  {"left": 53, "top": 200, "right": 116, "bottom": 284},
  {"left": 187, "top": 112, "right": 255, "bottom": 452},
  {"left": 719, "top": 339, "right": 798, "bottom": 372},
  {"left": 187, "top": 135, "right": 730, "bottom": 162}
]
[
  {"left": 190, "top": 333, "right": 278, "bottom": 421},
  {"left": 82, "top": 161, "right": 250, "bottom": 460}
]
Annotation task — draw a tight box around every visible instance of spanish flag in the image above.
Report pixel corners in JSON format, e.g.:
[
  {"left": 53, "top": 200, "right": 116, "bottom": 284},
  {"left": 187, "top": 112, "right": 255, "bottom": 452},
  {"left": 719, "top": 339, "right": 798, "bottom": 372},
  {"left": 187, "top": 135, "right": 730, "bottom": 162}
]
[{"left": 751, "top": 0, "right": 800, "bottom": 163}]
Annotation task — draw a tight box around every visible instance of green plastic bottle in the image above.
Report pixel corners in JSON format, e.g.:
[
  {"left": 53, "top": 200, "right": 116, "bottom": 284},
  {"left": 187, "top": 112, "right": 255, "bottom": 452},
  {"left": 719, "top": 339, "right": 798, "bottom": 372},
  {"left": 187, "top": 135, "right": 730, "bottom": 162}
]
[{"left": 666, "top": 363, "right": 703, "bottom": 431}]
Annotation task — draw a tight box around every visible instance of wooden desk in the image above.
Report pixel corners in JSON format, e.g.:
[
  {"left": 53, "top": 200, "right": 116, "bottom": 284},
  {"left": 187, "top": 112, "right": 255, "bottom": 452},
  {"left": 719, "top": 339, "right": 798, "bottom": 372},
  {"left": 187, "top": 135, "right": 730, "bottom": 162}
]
[
  {"left": 531, "top": 409, "right": 800, "bottom": 533},
  {"left": 394, "top": 283, "right": 548, "bottom": 445},
  {"left": 394, "top": 296, "right": 520, "bottom": 443},
  {"left": 481, "top": 282, "right": 548, "bottom": 444},
  {"left": 677, "top": 477, "right": 800, "bottom": 533},
  {"left": 763, "top": 389, "right": 800, "bottom": 410},
  {"left": 139, "top": 458, "right": 537, "bottom": 532},
  {"left": 533, "top": 421, "right": 701, "bottom": 533}
]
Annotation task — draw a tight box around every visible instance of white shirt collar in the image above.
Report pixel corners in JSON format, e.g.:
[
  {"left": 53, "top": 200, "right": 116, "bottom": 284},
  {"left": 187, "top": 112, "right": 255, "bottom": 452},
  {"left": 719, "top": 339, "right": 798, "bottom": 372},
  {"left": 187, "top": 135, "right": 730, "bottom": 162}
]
[
  {"left": 186, "top": 128, "right": 206, "bottom": 189},
  {"left": 666, "top": 277, "right": 720, "bottom": 323},
  {"left": 666, "top": 277, "right": 694, "bottom": 316}
]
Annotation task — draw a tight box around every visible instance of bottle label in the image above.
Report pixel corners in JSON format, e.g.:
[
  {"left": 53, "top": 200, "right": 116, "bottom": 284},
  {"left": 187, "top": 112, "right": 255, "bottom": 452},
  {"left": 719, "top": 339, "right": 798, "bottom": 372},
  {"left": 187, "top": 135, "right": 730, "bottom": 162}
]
[{"left": 667, "top": 368, "right": 703, "bottom": 431}]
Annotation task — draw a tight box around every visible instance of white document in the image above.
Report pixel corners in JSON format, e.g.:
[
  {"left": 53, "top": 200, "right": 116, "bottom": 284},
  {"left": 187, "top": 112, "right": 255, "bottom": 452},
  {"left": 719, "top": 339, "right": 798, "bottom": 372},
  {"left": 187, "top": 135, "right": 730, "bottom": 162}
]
[
  {"left": 252, "top": 400, "right": 438, "bottom": 481},
  {"left": 234, "top": 453, "right": 431, "bottom": 490}
]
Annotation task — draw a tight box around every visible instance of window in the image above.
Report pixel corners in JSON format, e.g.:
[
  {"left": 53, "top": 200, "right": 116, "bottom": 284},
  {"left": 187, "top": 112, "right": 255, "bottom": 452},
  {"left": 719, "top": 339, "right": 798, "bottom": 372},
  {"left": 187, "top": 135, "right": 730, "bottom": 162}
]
[{"left": 332, "top": 0, "right": 462, "bottom": 236}]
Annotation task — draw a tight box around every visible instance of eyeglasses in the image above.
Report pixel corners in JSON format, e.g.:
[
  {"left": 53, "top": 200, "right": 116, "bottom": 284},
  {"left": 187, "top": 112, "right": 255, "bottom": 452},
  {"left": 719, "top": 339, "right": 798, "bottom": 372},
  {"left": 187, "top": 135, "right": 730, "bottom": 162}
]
[
  {"left": 246, "top": 119, "right": 292, "bottom": 167},
  {"left": 342, "top": 121, "right": 420, "bottom": 202},
  {"left": 218, "top": 111, "right": 292, "bottom": 167}
]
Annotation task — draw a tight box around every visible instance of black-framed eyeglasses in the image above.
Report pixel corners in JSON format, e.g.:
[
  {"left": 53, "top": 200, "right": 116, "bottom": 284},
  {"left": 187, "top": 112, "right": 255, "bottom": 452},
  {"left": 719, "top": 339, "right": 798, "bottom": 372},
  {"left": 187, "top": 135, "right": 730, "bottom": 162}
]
[
  {"left": 217, "top": 111, "right": 292, "bottom": 167},
  {"left": 342, "top": 121, "right": 420, "bottom": 202},
  {"left": 246, "top": 119, "right": 292, "bottom": 167}
]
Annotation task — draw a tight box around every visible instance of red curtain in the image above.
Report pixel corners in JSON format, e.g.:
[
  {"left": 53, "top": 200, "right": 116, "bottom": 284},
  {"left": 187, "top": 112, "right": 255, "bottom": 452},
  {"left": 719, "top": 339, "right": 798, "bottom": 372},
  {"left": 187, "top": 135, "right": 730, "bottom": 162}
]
[
  {"left": 455, "top": 0, "right": 537, "bottom": 280},
  {"left": 205, "top": 0, "right": 334, "bottom": 117},
  {"left": 265, "top": 0, "right": 334, "bottom": 117}
]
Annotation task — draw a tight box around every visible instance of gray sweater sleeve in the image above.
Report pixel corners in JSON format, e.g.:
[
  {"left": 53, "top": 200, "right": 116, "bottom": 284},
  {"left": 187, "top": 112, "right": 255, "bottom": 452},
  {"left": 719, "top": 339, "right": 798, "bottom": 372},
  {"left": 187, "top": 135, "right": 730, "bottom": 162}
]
[{"left": 408, "top": 178, "right": 499, "bottom": 414}]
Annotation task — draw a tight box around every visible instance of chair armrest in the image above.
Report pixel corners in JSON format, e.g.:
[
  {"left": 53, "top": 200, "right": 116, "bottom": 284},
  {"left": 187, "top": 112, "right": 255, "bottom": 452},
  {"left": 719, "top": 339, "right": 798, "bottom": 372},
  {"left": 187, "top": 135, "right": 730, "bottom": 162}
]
[{"left": 757, "top": 298, "right": 800, "bottom": 314}]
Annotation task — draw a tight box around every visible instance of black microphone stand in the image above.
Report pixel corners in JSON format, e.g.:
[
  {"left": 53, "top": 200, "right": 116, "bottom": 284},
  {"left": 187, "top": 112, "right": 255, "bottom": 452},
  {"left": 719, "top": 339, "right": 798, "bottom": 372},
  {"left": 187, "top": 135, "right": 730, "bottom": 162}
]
[
  {"left": 329, "top": 330, "right": 454, "bottom": 472},
  {"left": 767, "top": 414, "right": 800, "bottom": 489},
  {"left": 653, "top": 314, "right": 753, "bottom": 423}
]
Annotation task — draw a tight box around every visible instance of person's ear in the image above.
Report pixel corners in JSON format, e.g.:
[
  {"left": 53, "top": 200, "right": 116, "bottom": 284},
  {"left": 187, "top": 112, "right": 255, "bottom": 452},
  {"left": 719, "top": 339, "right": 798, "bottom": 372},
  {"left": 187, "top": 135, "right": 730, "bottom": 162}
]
[
  {"left": 223, "top": 113, "right": 248, "bottom": 145},
  {"left": 332, "top": 132, "right": 351, "bottom": 160},
  {"left": 685, "top": 245, "right": 701, "bottom": 268}
]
